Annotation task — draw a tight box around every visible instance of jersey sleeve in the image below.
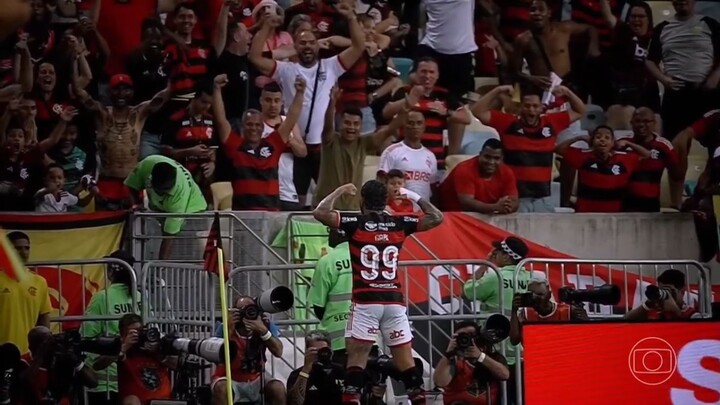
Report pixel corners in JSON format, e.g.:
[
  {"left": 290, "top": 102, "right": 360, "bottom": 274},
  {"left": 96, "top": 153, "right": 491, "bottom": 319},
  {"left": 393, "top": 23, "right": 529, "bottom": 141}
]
[
  {"left": 400, "top": 215, "right": 420, "bottom": 236},
  {"left": 337, "top": 213, "right": 361, "bottom": 236},
  {"left": 547, "top": 111, "right": 571, "bottom": 133},
  {"left": 327, "top": 55, "right": 347, "bottom": 78},
  {"left": 561, "top": 147, "right": 585, "bottom": 170},
  {"left": 124, "top": 158, "right": 152, "bottom": 190},
  {"left": 307, "top": 256, "right": 333, "bottom": 309},
  {"left": 487, "top": 111, "right": 517, "bottom": 135}
]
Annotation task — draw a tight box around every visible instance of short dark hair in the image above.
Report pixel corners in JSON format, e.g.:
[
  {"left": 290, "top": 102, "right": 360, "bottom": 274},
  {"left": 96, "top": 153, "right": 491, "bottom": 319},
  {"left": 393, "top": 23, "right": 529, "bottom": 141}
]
[
  {"left": 119, "top": 313, "right": 143, "bottom": 334},
  {"left": 455, "top": 321, "right": 479, "bottom": 332},
  {"left": 262, "top": 82, "right": 282, "bottom": 94},
  {"left": 174, "top": 1, "right": 196, "bottom": 15},
  {"left": 657, "top": 269, "right": 686, "bottom": 290},
  {"left": 386, "top": 169, "right": 404, "bottom": 180},
  {"left": 519, "top": 85, "right": 543, "bottom": 100},
  {"left": 140, "top": 18, "right": 162, "bottom": 36},
  {"left": 591, "top": 125, "right": 614, "bottom": 139},
  {"left": 194, "top": 78, "right": 215, "bottom": 98},
  {"left": 413, "top": 56, "right": 438, "bottom": 72},
  {"left": 45, "top": 163, "right": 64, "bottom": 176},
  {"left": 150, "top": 162, "right": 177, "bottom": 189},
  {"left": 481, "top": 138, "right": 502, "bottom": 152},
  {"left": 361, "top": 180, "right": 387, "bottom": 211},
  {"left": 7, "top": 231, "right": 29, "bottom": 243},
  {"left": 342, "top": 107, "right": 363, "bottom": 119}
]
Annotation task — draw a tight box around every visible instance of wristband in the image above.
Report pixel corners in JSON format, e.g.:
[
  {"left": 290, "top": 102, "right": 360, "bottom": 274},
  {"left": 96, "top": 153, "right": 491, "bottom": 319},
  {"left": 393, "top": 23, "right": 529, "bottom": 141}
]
[
  {"left": 260, "top": 331, "right": 272, "bottom": 341},
  {"left": 299, "top": 371, "right": 310, "bottom": 379},
  {"left": 477, "top": 352, "right": 487, "bottom": 364},
  {"left": 74, "top": 361, "right": 85, "bottom": 373},
  {"left": 400, "top": 187, "right": 421, "bottom": 203}
]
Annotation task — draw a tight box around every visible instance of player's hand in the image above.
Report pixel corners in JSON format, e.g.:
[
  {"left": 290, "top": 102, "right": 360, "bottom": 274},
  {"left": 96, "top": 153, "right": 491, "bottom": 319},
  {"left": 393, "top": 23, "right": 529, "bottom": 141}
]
[
  {"left": 552, "top": 85, "right": 571, "bottom": 98},
  {"left": 464, "top": 341, "right": 483, "bottom": 360},
  {"left": 243, "top": 317, "right": 268, "bottom": 335},
  {"left": 330, "top": 86, "right": 342, "bottom": 103},
  {"left": 201, "top": 162, "right": 215, "bottom": 178},
  {"left": 427, "top": 100, "right": 448, "bottom": 116},
  {"left": 227, "top": 309, "right": 241, "bottom": 329},
  {"left": 303, "top": 347, "right": 319, "bottom": 371},
  {"left": 406, "top": 85, "right": 424, "bottom": 106},
  {"left": 495, "top": 85, "right": 514, "bottom": 95},
  {"left": 338, "top": 183, "right": 357, "bottom": 196},
  {"left": 614, "top": 139, "right": 629, "bottom": 150},
  {"left": 59, "top": 106, "right": 79, "bottom": 122}
]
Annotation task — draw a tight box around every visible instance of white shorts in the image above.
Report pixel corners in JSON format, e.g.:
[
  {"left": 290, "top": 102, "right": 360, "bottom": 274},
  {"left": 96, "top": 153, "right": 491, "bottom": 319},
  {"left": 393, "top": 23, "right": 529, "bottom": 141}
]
[
  {"left": 345, "top": 303, "right": 412, "bottom": 347},
  {"left": 210, "top": 375, "right": 264, "bottom": 404}
]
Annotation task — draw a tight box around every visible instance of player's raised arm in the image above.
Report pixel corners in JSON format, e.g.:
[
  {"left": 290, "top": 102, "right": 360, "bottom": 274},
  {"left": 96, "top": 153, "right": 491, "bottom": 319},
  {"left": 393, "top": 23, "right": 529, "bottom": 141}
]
[
  {"left": 312, "top": 183, "right": 358, "bottom": 227},
  {"left": 401, "top": 187, "right": 444, "bottom": 231}
]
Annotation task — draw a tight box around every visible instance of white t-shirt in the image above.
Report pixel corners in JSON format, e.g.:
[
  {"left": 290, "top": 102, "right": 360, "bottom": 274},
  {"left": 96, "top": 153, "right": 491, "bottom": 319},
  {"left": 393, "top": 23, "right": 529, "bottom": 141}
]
[
  {"left": 35, "top": 190, "right": 79, "bottom": 213},
  {"left": 420, "top": 0, "right": 478, "bottom": 55},
  {"left": 271, "top": 56, "right": 347, "bottom": 145},
  {"left": 262, "top": 118, "right": 298, "bottom": 203},
  {"left": 378, "top": 142, "right": 438, "bottom": 201}
]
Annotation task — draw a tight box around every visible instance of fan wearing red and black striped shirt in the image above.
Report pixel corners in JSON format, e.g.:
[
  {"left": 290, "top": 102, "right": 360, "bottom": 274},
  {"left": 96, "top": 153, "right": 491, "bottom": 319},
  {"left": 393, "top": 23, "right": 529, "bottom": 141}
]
[
  {"left": 382, "top": 57, "right": 471, "bottom": 171},
  {"left": 212, "top": 74, "right": 306, "bottom": 211},
  {"left": 624, "top": 107, "right": 680, "bottom": 212},
  {"left": 556, "top": 126, "right": 651, "bottom": 213}
]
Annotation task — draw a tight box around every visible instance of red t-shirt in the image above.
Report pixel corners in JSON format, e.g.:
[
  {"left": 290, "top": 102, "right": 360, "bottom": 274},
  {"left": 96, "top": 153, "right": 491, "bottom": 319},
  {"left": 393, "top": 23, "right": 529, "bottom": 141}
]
[
  {"left": 563, "top": 148, "right": 641, "bottom": 213},
  {"left": 118, "top": 353, "right": 172, "bottom": 405},
  {"left": 440, "top": 158, "right": 518, "bottom": 211},
  {"left": 691, "top": 109, "right": 720, "bottom": 149},
  {"left": 386, "top": 198, "right": 419, "bottom": 215},
  {"left": 442, "top": 357, "right": 501, "bottom": 405}
]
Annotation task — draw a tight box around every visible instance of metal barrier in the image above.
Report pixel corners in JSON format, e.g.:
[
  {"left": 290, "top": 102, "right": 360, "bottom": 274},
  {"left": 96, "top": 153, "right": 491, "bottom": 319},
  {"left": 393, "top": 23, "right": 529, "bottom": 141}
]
[
  {"left": 229, "top": 259, "right": 506, "bottom": 405},
  {"left": 510, "top": 258, "right": 713, "bottom": 405},
  {"left": 28, "top": 258, "right": 138, "bottom": 327}
]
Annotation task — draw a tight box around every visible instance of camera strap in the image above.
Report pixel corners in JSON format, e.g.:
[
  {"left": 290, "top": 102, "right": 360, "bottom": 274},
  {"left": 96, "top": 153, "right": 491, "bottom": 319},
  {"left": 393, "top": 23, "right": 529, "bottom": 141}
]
[{"left": 303, "top": 58, "right": 323, "bottom": 139}]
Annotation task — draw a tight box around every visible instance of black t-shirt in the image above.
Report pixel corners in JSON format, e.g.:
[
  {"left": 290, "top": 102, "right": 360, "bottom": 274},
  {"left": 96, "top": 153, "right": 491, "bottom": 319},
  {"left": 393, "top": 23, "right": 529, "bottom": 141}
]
[
  {"left": 609, "top": 21, "right": 653, "bottom": 87},
  {"left": 286, "top": 364, "right": 345, "bottom": 405},
  {"left": 216, "top": 51, "right": 250, "bottom": 120},
  {"left": 126, "top": 49, "right": 169, "bottom": 134}
]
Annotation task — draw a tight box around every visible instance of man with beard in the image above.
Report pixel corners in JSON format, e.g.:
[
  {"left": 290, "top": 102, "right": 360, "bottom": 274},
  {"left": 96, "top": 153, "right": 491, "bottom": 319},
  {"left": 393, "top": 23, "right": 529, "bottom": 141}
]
[
  {"left": 74, "top": 74, "right": 169, "bottom": 210},
  {"left": 250, "top": 1, "right": 365, "bottom": 207},
  {"left": 471, "top": 84, "right": 584, "bottom": 212},
  {"left": 439, "top": 139, "right": 518, "bottom": 213},
  {"left": 555, "top": 126, "right": 650, "bottom": 213},
  {"left": 623, "top": 107, "right": 681, "bottom": 212},
  {"left": 510, "top": 0, "right": 600, "bottom": 98}
]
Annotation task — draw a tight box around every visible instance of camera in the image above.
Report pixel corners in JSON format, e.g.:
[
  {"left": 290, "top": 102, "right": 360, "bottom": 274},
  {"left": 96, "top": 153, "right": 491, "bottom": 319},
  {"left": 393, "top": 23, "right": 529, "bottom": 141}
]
[
  {"left": 366, "top": 354, "right": 394, "bottom": 374},
  {"left": 558, "top": 284, "right": 621, "bottom": 306},
  {"left": 237, "top": 286, "right": 295, "bottom": 321},
  {"left": 455, "top": 332, "right": 475, "bottom": 350},
  {"left": 0, "top": 343, "right": 20, "bottom": 405},
  {"left": 164, "top": 336, "right": 237, "bottom": 364},
  {"left": 645, "top": 285, "right": 673, "bottom": 302},
  {"left": 52, "top": 331, "right": 121, "bottom": 356},
  {"left": 480, "top": 313, "right": 510, "bottom": 345},
  {"left": 137, "top": 327, "right": 161, "bottom": 346},
  {"left": 517, "top": 292, "right": 535, "bottom": 307},
  {"left": 316, "top": 347, "right": 333, "bottom": 366}
]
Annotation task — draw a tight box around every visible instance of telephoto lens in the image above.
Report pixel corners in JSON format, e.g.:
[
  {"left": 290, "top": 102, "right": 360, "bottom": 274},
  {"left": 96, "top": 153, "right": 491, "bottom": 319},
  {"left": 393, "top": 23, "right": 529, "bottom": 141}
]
[{"left": 645, "top": 285, "right": 671, "bottom": 302}]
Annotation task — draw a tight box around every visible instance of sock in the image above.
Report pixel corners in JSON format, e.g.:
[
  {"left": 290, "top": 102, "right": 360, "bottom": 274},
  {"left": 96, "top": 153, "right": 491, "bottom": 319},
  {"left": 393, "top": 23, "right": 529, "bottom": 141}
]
[{"left": 344, "top": 366, "right": 365, "bottom": 392}]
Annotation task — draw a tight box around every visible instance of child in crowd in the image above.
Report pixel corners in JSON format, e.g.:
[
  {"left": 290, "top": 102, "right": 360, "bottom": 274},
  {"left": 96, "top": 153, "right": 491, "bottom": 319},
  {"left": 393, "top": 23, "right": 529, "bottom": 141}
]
[
  {"left": 384, "top": 169, "right": 420, "bottom": 215},
  {"left": 48, "top": 119, "right": 89, "bottom": 190},
  {"left": 34, "top": 164, "right": 97, "bottom": 212}
]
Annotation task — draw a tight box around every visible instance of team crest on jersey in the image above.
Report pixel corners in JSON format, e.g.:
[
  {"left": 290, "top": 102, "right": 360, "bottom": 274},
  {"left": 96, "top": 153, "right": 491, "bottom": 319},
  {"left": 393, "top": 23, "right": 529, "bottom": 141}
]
[
  {"left": 259, "top": 146, "right": 271, "bottom": 158},
  {"left": 197, "top": 49, "right": 207, "bottom": 59},
  {"left": 365, "top": 222, "right": 378, "bottom": 231},
  {"left": 650, "top": 149, "right": 659, "bottom": 160},
  {"left": 542, "top": 127, "right": 552, "bottom": 137}
]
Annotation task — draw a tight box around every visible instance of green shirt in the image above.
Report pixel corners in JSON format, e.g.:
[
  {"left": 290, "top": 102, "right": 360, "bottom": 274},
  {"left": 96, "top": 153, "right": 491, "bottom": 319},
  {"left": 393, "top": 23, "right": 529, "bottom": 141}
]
[
  {"left": 463, "top": 265, "right": 531, "bottom": 365},
  {"left": 307, "top": 242, "right": 352, "bottom": 350},
  {"left": 81, "top": 284, "right": 141, "bottom": 393},
  {"left": 124, "top": 155, "right": 207, "bottom": 234}
]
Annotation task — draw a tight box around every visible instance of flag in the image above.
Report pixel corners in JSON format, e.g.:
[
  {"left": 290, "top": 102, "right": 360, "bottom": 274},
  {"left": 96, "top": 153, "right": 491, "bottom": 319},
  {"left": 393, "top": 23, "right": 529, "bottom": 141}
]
[
  {"left": 204, "top": 212, "right": 224, "bottom": 276},
  {"left": 0, "top": 228, "right": 30, "bottom": 285}
]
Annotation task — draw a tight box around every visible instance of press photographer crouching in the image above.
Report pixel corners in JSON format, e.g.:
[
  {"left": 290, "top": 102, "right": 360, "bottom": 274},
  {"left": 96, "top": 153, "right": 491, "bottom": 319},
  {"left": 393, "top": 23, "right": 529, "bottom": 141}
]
[
  {"left": 211, "top": 292, "right": 288, "bottom": 405},
  {"left": 287, "top": 330, "right": 345, "bottom": 405},
  {"left": 93, "top": 313, "right": 177, "bottom": 404},
  {"left": 624, "top": 269, "right": 703, "bottom": 320},
  {"left": 13, "top": 326, "right": 101, "bottom": 404},
  {"left": 434, "top": 317, "right": 510, "bottom": 405}
]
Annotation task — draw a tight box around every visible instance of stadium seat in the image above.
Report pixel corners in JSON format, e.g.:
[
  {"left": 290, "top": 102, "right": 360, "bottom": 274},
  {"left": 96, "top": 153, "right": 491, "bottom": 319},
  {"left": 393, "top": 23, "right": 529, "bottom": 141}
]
[
  {"left": 391, "top": 57, "right": 413, "bottom": 83},
  {"left": 580, "top": 104, "right": 607, "bottom": 131},
  {"left": 445, "top": 154, "right": 474, "bottom": 173},
  {"left": 210, "top": 182, "right": 233, "bottom": 211}
]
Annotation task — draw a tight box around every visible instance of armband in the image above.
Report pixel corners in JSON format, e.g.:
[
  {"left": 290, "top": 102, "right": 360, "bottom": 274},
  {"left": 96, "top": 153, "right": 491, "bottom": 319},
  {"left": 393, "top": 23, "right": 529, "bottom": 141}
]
[
  {"left": 299, "top": 371, "right": 310, "bottom": 379},
  {"left": 400, "top": 187, "right": 421, "bottom": 203}
]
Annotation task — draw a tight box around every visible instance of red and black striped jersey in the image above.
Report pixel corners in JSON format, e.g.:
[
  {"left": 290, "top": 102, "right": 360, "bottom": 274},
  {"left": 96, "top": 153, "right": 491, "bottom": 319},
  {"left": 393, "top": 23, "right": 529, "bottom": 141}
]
[
  {"left": 337, "top": 212, "right": 419, "bottom": 305},
  {"left": 499, "top": 0, "right": 532, "bottom": 42},
  {"left": 161, "top": 108, "right": 216, "bottom": 175},
  {"left": 691, "top": 109, "right": 720, "bottom": 150},
  {"left": 488, "top": 110, "right": 570, "bottom": 198},
  {"left": 163, "top": 39, "right": 213, "bottom": 96},
  {"left": 571, "top": 0, "right": 617, "bottom": 50},
  {"left": 392, "top": 86, "right": 461, "bottom": 170},
  {"left": 223, "top": 130, "right": 286, "bottom": 211},
  {"left": 563, "top": 148, "right": 641, "bottom": 213},
  {"left": 624, "top": 135, "right": 679, "bottom": 212},
  {"left": 337, "top": 54, "right": 368, "bottom": 109}
]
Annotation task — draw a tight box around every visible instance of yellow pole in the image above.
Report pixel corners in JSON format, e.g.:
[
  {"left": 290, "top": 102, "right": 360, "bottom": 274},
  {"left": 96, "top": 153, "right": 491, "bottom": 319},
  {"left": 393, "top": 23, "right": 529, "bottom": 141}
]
[{"left": 217, "top": 248, "right": 233, "bottom": 405}]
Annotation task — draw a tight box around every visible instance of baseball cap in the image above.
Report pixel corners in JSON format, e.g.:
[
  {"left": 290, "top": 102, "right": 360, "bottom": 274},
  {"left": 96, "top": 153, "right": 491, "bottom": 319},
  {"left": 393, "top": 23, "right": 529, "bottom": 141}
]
[
  {"left": 492, "top": 236, "right": 529, "bottom": 261},
  {"left": 109, "top": 74, "right": 133, "bottom": 89}
]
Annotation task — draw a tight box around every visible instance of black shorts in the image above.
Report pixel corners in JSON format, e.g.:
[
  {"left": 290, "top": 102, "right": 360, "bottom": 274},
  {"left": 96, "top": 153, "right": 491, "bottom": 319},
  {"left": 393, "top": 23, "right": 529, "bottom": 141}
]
[
  {"left": 293, "top": 144, "right": 322, "bottom": 196},
  {"left": 416, "top": 45, "right": 475, "bottom": 97}
]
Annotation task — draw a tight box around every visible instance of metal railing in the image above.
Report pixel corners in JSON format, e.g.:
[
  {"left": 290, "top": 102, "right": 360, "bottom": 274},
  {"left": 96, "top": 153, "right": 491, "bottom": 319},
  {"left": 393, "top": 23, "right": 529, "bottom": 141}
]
[{"left": 510, "top": 258, "right": 713, "bottom": 405}]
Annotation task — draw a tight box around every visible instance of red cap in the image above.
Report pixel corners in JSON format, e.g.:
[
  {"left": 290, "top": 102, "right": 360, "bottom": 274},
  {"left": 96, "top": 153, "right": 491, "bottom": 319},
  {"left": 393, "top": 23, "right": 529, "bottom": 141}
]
[{"left": 109, "top": 74, "right": 133, "bottom": 89}]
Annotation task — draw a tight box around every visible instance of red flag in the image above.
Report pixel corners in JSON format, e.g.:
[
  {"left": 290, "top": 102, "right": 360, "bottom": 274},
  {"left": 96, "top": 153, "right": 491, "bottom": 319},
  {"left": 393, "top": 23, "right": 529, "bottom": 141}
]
[{"left": 203, "top": 213, "right": 223, "bottom": 275}]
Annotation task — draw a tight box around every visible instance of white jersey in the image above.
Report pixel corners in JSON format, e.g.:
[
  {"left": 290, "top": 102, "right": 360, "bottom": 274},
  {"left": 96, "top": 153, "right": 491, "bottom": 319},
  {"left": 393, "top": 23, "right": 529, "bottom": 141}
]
[
  {"left": 35, "top": 190, "right": 78, "bottom": 213},
  {"left": 262, "top": 117, "right": 298, "bottom": 203},
  {"left": 378, "top": 142, "right": 438, "bottom": 201}
]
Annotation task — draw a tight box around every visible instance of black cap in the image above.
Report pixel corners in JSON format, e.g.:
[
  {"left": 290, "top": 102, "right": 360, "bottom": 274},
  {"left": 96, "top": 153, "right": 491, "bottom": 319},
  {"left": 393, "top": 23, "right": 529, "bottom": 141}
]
[
  {"left": 105, "top": 250, "right": 135, "bottom": 271},
  {"left": 492, "top": 236, "right": 529, "bottom": 261}
]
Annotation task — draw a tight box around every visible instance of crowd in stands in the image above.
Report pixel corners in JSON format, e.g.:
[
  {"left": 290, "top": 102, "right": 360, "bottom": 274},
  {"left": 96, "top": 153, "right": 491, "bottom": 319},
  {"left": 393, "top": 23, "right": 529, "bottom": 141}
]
[{"left": 0, "top": 0, "right": 717, "bottom": 222}]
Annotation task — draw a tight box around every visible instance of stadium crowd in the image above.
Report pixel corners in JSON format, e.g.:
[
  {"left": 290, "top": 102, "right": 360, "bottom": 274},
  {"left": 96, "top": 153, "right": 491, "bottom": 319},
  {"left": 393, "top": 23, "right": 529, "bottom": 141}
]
[{"left": 1, "top": 0, "right": 720, "bottom": 404}]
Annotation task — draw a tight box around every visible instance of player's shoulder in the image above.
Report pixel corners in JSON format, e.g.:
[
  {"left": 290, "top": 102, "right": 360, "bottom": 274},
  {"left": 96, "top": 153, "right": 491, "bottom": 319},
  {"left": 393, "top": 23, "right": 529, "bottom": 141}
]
[
  {"left": 384, "top": 142, "right": 406, "bottom": 154},
  {"left": 651, "top": 135, "right": 674, "bottom": 150}
]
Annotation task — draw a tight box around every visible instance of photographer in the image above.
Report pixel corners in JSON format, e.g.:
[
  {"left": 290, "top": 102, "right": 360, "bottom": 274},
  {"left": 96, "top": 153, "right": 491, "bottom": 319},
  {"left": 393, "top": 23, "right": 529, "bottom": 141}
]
[
  {"left": 211, "top": 295, "right": 285, "bottom": 405},
  {"left": 287, "top": 330, "right": 345, "bottom": 405},
  {"left": 15, "top": 326, "right": 98, "bottom": 404},
  {"left": 105, "top": 314, "right": 176, "bottom": 405},
  {"left": 81, "top": 250, "right": 141, "bottom": 404},
  {"left": 624, "top": 269, "right": 703, "bottom": 320},
  {"left": 433, "top": 322, "right": 510, "bottom": 405}
]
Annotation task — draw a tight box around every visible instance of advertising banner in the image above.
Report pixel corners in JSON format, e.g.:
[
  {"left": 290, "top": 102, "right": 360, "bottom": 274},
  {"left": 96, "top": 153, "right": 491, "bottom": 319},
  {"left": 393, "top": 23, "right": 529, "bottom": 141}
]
[
  {"left": 0, "top": 212, "right": 127, "bottom": 330},
  {"left": 523, "top": 321, "right": 720, "bottom": 405}
]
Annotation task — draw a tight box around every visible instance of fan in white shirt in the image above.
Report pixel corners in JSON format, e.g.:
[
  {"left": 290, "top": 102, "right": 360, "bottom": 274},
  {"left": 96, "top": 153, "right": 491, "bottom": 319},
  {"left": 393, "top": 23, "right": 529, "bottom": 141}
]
[
  {"left": 34, "top": 165, "right": 96, "bottom": 213},
  {"left": 258, "top": 82, "right": 307, "bottom": 210},
  {"left": 377, "top": 111, "right": 438, "bottom": 201}
]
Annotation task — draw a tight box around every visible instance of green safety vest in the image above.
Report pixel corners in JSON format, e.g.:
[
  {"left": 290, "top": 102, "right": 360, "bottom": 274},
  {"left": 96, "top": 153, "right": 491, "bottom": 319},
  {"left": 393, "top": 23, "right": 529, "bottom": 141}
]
[{"left": 307, "top": 242, "right": 352, "bottom": 350}]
